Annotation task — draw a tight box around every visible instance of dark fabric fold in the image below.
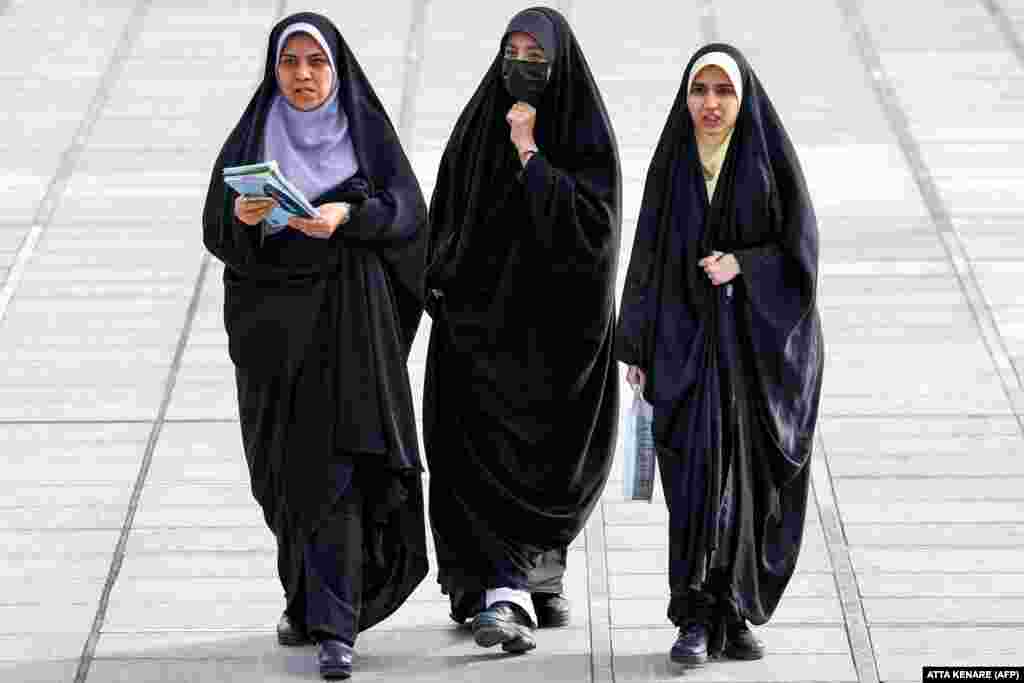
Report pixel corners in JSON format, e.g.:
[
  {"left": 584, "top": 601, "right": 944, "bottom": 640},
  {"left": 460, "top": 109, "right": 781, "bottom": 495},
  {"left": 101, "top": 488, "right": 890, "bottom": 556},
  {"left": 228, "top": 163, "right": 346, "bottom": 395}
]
[
  {"left": 423, "top": 7, "right": 621, "bottom": 600},
  {"left": 203, "top": 11, "right": 428, "bottom": 633},
  {"left": 615, "top": 43, "right": 824, "bottom": 628}
]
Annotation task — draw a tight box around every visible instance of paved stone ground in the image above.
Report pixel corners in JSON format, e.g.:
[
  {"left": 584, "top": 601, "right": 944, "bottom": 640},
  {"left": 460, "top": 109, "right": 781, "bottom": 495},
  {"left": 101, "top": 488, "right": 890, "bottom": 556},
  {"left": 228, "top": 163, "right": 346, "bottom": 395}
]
[{"left": 1, "top": 1, "right": 1022, "bottom": 682}]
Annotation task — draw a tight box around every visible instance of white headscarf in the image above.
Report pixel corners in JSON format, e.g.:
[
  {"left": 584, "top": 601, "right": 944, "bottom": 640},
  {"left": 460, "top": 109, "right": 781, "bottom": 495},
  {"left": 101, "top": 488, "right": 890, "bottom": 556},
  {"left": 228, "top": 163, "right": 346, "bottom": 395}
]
[{"left": 687, "top": 51, "right": 743, "bottom": 104}]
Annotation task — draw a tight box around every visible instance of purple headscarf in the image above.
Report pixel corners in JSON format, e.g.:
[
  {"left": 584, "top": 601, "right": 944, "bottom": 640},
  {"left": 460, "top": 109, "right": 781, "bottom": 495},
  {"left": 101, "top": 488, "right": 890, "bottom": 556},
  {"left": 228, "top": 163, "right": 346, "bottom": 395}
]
[{"left": 263, "top": 22, "right": 358, "bottom": 209}]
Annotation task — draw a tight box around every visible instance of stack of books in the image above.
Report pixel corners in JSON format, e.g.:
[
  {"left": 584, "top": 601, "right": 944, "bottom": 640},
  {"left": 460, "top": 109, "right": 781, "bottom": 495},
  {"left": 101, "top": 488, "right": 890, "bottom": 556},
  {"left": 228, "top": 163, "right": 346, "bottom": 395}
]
[{"left": 222, "top": 161, "right": 319, "bottom": 229}]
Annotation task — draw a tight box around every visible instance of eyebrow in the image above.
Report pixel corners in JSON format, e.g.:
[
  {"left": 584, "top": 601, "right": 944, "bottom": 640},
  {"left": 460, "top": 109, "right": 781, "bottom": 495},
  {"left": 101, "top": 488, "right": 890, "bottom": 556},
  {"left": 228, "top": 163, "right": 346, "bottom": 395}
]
[{"left": 281, "top": 49, "right": 326, "bottom": 58}]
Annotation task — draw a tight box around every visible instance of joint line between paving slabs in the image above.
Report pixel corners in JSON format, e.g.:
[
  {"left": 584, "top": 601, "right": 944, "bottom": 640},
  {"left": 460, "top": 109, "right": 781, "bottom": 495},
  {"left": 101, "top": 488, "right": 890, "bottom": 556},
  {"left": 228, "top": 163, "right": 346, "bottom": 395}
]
[
  {"left": 74, "top": 0, "right": 288, "bottom": 677},
  {"left": 980, "top": 0, "right": 1024, "bottom": 67},
  {"left": 398, "top": 0, "right": 429, "bottom": 146},
  {"left": 836, "top": 0, "right": 1024, "bottom": 427},
  {"left": 73, "top": 254, "right": 211, "bottom": 683},
  {"left": 0, "top": 0, "right": 150, "bottom": 326},
  {"left": 584, "top": 502, "right": 615, "bottom": 683},
  {"left": 811, "top": 434, "right": 881, "bottom": 683},
  {"left": 697, "top": 0, "right": 720, "bottom": 43}
]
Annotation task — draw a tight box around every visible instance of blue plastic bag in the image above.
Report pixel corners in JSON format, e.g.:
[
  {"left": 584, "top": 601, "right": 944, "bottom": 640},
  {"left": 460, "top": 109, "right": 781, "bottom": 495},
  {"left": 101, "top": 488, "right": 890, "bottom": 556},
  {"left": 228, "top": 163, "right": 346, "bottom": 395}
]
[{"left": 622, "top": 387, "right": 655, "bottom": 502}]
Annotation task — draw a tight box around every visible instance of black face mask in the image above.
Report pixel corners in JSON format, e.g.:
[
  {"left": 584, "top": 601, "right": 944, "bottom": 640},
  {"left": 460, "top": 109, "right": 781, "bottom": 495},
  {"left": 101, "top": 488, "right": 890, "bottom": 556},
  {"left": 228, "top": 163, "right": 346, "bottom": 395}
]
[{"left": 502, "top": 58, "right": 549, "bottom": 107}]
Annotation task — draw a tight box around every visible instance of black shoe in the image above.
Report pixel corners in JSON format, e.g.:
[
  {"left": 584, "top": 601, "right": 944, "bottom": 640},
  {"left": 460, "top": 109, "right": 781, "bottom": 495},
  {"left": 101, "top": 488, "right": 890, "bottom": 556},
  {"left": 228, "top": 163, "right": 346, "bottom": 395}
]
[
  {"left": 723, "top": 620, "right": 764, "bottom": 660},
  {"left": 532, "top": 593, "right": 571, "bottom": 628},
  {"left": 277, "top": 612, "right": 312, "bottom": 646},
  {"left": 318, "top": 639, "right": 353, "bottom": 680},
  {"left": 471, "top": 601, "right": 536, "bottom": 653},
  {"left": 670, "top": 621, "right": 708, "bottom": 666}
]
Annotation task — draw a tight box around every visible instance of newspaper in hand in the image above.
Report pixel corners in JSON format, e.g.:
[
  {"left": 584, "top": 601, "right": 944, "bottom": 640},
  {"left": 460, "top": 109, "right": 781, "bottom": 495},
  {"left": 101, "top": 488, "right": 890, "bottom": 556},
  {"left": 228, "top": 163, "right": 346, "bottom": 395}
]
[{"left": 222, "top": 160, "right": 320, "bottom": 230}]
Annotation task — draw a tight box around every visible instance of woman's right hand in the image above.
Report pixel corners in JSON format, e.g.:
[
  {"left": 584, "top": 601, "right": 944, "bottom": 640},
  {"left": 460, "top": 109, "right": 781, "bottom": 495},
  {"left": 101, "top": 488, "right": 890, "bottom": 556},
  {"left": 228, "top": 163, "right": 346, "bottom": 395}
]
[
  {"left": 626, "top": 365, "right": 646, "bottom": 392},
  {"left": 234, "top": 195, "right": 277, "bottom": 226}
]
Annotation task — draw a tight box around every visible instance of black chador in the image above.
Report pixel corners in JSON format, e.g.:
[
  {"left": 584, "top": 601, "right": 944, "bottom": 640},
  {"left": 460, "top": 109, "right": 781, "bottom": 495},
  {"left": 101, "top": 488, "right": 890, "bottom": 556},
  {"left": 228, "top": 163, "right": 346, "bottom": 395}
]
[
  {"left": 616, "top": 44, "right": 825, "bottom": 662},
  {"left": 423, "top": 6, "right": 621, "bottom": 653},
  {"left": 201, "top": 11, "right": 429, "bottom": 675}
]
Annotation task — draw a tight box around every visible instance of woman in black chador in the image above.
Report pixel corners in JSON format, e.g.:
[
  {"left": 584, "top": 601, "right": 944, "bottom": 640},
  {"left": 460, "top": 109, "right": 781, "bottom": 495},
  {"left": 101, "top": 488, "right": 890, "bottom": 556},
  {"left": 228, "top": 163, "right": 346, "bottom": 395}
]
[
  {"left": 202, "top": 12, "right": 428, "bottom": 680},
  {"left": 423, "top": 7, "right": 621, "bottom": 655},
  {"left": 616, "top": 45, "right": 824, "bottom": 666}
]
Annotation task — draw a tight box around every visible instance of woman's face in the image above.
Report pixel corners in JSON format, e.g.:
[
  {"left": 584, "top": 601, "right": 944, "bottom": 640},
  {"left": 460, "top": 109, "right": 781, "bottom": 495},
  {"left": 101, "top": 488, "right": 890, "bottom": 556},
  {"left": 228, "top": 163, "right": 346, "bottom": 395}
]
[
  {"left": 687, "top": 65, "right": 739, "bottom": 141},
  {"left": 276, "top": 33, "right": 333, "bottom": 110}
]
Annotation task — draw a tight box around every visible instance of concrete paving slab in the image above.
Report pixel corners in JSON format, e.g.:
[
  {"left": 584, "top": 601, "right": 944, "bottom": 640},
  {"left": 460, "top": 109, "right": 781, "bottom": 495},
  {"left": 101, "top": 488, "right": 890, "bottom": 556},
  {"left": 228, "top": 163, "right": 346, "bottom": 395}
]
[
  {"left": 851, "top": 546, "right": 1024, "bottom": 573},
  {"left": 844, "top": 522, "right": 1024, "bottom": 545},
  {"left": 857, "top": 572, "right": 1024, "bottom": 596},
  {"left": 0, "top": 634, "right": 87, "bottom": 662},
  {"left": 0, "top": 661, "right": 79, "bottom": 683},
  {"left": 611, "top": 653, "right": 857, "bottom": 682}
]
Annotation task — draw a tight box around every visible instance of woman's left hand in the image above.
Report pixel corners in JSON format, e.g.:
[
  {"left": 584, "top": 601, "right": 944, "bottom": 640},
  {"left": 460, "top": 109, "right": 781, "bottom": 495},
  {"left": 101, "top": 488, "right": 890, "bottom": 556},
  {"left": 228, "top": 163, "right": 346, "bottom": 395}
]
[
  {"left": 288, "top": 202, "right": 350, "bottom": 239},
  {"left": 698, "top": 251, "right": 741, "bottom": 286}
]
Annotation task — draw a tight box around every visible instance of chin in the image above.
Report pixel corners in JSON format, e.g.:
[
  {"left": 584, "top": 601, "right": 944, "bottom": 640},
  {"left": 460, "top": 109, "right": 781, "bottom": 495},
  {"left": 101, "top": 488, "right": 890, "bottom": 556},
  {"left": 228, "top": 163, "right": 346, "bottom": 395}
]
[{"left": 290, "top": 93, "right": 324, "bottom": 110}]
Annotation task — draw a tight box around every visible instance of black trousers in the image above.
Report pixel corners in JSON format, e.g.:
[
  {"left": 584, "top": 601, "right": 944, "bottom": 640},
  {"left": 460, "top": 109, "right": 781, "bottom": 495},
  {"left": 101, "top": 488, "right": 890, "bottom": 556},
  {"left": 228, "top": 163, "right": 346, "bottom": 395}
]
[
  {"left": 282, "top": 480, "right": 364, "bottom": 646},
  {"left": 307, "top": 485, "right": 364, "bottom": 644},
  {"left": 448, "top": 547, "right": 568, "bottom": 619}
]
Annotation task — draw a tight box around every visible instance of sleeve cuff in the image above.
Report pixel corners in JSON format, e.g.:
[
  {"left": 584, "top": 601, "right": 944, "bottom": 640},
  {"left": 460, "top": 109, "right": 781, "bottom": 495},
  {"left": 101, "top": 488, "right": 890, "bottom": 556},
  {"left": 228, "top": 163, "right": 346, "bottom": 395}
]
[{"left": 518, "top": 151, "right": 549, "bottom": 188}]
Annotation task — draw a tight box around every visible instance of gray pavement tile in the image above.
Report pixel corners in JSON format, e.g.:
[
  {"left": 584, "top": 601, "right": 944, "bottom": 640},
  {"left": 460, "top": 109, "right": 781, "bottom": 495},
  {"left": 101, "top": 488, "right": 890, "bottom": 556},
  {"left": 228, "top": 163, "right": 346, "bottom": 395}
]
[
  {"left": 165, "top": 381, "right": 239, "bottom": 421},
  {"left": 145, "top": 457, "right": 247, "bottom": 485},
  {"left": 3, "top": 296, "right": 188, "bottom": 318},
  {"left": 117, "top": 551, "right": 277, "bottom": 579},
  {"left": 102, "top": 600, "right": 299, "bottom": 632},
  {"left": 137, "top": 483, "right": 253, "bottom": 508},
  {"left": 603, "top": 516, "right": 822, "bottom": 549},
  {"left": 131, "top": 505, "right": 262, "bottom": 529},
  {"left": 827, "top": 453, "right": 1024, "bottom": 478},
  {"left": 852, "top": 547, "right": 1024, "bottom": 573},
  {"left": 95, "top": 626, "right": 586, "bottom": 659},
  {"left": 857, "top": 573, "right": 1024, "bottom": 597},
  {"left": 0, "top": 633, "right": 86, "bottom": 662},
  {"left": 0, "top": 661, "right": 78, "bottom": 682},
  {"left": 89, "top": 650, "right": 590, "bottom": 683},
  {"left": 840, "top": 501, "right": 1024, "bottom": 525},
  {"left": 974, "top": 263, "right": 1024, "bottom": 307},
  {"left": 844, "top": 522, "right": 1024, "bottom": 546},
  {"left": 105, "top": 574, "right": 448, "bottom": 611},
  {"left": 821, "top": 416, "right": 1020, "bottom": 450},
  {"left": 0, "top": 385, "right": 164, "bottom": 421},
  {"left": 834, "top": 477, "right": 1024, "bottom": 502},
  {"left": 861, "top": 0, "right": 1004, "bottom": 49},
  {"left": 0, "top": 603, "right": 97, "bottom": 634},
  {"left": 613, "top": 625, "right": 851, "bottom": 654},
  {"left": 0, "top": 576, "right": 107, "bottom": 605},
  {"left": 605, "top": 545, "right": 831, "bottom": 575},
  {"left": 0, "top": 529, "right": 120, "bottom": 555},
  {"left": 869, "top": 625, "right": 1024, "bottom": 653},
  {"left": 610, "top": 652, "right": 857, "bottom": 682},
  {"left": 0, "top": 556, "right": 114, "bottom": 583},
  {"left": 48, "top": 194, "right": 207, "bottom": 224},
  {"left": 608, "top": 572, "right": 837, "bottom": 600},
  {"left": 0, "top": 226, "right": 30, "bottom": 252},
  {"left": 610, "top": 597, "right": 843, "bottom": 628},
  {"left": 863, "top": 596, "right": 1024, "bottom": 624},
  {"left": 124, "top": 527, "right": 274, "bottom": 554},
  {"left": 955, "top": 216, "right": 1024, "bottom": 259}
]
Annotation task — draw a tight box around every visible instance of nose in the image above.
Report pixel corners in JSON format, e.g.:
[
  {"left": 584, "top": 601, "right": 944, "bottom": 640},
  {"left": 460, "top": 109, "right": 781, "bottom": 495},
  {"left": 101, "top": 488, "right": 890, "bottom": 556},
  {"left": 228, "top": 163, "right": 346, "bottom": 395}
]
[
  {"left": 704, "top": 91, "right": 719, "bottom": 109},
  {"left": 296, "top": 61, "right": 311, "bottom": 80}
]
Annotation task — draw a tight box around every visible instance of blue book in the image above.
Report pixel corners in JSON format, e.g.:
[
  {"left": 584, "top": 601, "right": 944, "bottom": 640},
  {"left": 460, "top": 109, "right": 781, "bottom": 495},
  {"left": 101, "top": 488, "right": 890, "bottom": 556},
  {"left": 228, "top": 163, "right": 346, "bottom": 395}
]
[{"left": 222, "top": 161, "right": 319, "bottom": 231}]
